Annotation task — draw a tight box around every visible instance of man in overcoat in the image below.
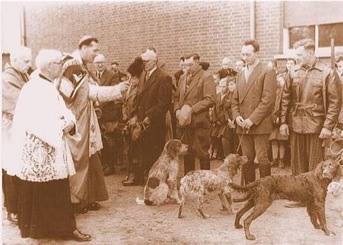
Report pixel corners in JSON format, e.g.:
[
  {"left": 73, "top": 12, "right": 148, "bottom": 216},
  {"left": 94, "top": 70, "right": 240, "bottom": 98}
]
[
  {"left": 174, "top": 53, "right": 216, "bottom": 174},
  {"left": 232, "top": 39, "right": 277, "bottom": 184},
  {"left": 128, "top": 49, "right": 173, "bottom": 185}
]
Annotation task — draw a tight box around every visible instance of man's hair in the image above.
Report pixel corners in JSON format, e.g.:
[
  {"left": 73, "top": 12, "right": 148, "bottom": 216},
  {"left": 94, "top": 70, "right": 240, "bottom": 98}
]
[
  {"left": 111, "top": 62, "right": 119, "bottom": 66},
  {"left": 10, "top": 46, "right": 32, "bottom": 63},
  {"left": 293, "top": 38, "right": 315, "bottom": 51},
  {"left": 148, "top": 47, "right": 157, "bottom": 53},
  {"left": 35, "top": 49, "right": 62, "bottom": 70},
  {"left": 184, "top": 53, "right": 200, "bottom": 60},
  {"left": 243, "top": 39, "right": 260, "bottom": 52},
  {"left": 78, "top": 37, "right": 99, "bottom": 49}
]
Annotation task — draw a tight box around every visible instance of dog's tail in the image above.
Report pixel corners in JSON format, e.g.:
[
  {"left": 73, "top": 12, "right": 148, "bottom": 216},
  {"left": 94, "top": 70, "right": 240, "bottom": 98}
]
[{"left": 135, "top": 197, "right": 146, "bottom": 205}]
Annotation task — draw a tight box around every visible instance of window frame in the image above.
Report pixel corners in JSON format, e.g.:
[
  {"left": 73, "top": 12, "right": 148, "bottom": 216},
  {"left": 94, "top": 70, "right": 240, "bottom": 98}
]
[{"left": 280, "top": 23, "right": 343, "bottom": 58}]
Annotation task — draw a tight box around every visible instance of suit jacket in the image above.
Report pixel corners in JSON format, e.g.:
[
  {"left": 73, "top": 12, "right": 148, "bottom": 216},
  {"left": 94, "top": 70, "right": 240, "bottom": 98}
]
[
  {"left": 94, "top": 69, "right": 122, "bottom": 122},
  {"left": 96, "top": 69, "right": 117, "bottom": 86},
  {"left": 232, "top": 62, "right": 277, "bottom": 134},
  {"left": 174, "top": 67, "right": 216, "bottom": 128},
  {"left": 134, "top": 67, "right": 173, "bottom": 128}
]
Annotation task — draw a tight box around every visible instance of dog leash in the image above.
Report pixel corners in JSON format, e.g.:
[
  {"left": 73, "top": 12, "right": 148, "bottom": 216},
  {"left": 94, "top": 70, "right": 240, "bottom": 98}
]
[
  {"left": 236, "top": 128, "right": 249, "bottom": 154},
  {"left": 237, "top": 128, "right": 249, "bottom": 186},
  {"left": 180, "top": 127, "right": 188, "bottom": 142}
]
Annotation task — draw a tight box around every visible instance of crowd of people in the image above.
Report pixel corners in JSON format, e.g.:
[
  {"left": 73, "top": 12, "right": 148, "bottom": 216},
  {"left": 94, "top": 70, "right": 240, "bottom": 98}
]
[{"left": 2, "top": 35, "right": 343, "bottom": 242}]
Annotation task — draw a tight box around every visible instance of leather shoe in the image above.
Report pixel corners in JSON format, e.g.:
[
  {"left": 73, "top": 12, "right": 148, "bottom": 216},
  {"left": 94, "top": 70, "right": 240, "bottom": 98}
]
[
  {"left": 7, "top": 213, "right": 18, "bottom": 224},
  {"left": 72, "top": 229, "right": 92, "bottom": 242},
  {"left": 87, "top": 202, "right": 101, "bottom": 211}
]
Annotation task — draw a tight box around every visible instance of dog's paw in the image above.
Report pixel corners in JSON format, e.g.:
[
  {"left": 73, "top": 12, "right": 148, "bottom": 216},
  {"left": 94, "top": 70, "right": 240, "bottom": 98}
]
[
  {"left": 135, "top": 197, "right": 145, "bottom": 205},
  {"left": 235, "top": 224, "right": 243, "bottom": 229},
  {"left": 325, "top": 230, "right": 336, "bottom": 236},
  {"left": 246, "top": 234, "right": 256, "bottom": 240}
]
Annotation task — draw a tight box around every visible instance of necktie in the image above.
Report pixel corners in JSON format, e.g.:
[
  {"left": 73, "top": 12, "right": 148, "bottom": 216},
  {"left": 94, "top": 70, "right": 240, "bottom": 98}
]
[{"left": 97, "top": 72, "right": 101, "bottom": 79}]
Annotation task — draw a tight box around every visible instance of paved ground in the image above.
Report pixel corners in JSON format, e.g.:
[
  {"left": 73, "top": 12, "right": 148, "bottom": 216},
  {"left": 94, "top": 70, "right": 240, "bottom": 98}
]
[{"left": 2, "top": 159, "right": 343, "bottom": 245}]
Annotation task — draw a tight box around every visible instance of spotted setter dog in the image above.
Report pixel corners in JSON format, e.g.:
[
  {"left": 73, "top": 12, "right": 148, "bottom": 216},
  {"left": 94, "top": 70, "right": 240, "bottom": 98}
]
[
  {"left": 229, "top": 158, "right": 341, "bottom": 240},
  {"left": 136, "top": 139, "right": 188, "bottom": 206},
  {"left": 178, "top": 154, "right": 248, "bottom": 219}
]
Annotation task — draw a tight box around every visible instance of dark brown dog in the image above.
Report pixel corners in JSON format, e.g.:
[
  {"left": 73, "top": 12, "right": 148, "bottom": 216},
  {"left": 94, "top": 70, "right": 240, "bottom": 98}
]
[
  {"left": 178, "top": 154, "right": 248, "bottom": 219},
  {"left": 229, "top": 159, "right": 341, "bottom": 240}
]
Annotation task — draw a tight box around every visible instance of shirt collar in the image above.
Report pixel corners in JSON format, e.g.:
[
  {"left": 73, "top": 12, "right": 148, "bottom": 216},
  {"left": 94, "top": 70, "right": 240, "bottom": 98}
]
[
  {"left": 246, "top": 59, "right": 260, "bottom": 71},
  {"left": 148, "top": 66, "right": 157, "bottom": 77}
]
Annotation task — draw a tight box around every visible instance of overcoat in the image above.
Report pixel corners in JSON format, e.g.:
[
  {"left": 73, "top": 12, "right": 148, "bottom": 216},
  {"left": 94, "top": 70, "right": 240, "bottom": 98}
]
[{"left": 133, "top": 67, "right": 173, "bottom": 168}]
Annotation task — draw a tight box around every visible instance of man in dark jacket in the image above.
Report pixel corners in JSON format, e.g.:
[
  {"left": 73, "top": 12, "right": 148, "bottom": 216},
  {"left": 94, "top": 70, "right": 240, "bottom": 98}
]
[
  {"left": 174, "top": 53, "right": 216, "bottom": 174},
  {"left": 280, "top": 38, "right": 342, "bottom": 176},
  {"left": 93, "top": 54, "right": 123, "bottom": 176},
  {"left": 232, "top": 39, "right": 277, "bottom": 184},
  {"left": 125, "top": 49, "right": 173, "bottom": 185}
]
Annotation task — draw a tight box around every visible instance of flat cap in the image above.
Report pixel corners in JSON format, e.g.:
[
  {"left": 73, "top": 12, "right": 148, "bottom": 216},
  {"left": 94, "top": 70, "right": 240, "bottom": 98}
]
[
  {"left": 141, "top": 49, "right": 157, "bottom": 61},
  {"left": 78, "top": 35, "right": 98, "bottom": 48}
]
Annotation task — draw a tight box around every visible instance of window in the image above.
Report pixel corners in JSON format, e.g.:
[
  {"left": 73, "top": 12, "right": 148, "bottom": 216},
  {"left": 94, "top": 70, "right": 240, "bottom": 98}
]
[
  {"left": 279, "top": 22, "right": 343, "bottom": 58},
  {"left": 289, "top": 26, "right": 315, "bottom": 49},
  {"left": 318, "top": 23, "right": 343, "bottom": 47}
]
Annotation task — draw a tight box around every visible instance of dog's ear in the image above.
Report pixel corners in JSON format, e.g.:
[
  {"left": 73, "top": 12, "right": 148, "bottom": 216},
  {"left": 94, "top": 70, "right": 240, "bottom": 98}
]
[
  {"left": 332, "top": 164, "right": 343, "bottom": 182},
  {"left": 166, "top": 139, "right": 181, "bottom": 159}
]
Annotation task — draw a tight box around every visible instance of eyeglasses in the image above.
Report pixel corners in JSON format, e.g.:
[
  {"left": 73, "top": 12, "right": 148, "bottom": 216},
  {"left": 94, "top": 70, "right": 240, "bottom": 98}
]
[{"left": 52, "top": 60, "right": 64, "bottom": 65}]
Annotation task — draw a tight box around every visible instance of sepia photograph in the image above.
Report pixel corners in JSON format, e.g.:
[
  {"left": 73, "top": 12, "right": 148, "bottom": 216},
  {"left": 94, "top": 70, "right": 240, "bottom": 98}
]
[{"left": 1, "top": 0, "right": 343, "bottom": 244}]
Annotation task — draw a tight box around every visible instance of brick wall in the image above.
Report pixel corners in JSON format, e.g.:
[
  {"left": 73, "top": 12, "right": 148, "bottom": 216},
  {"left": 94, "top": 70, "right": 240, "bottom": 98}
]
[{"left": 24, "top": 1, "right": 282, "bottom": 75}]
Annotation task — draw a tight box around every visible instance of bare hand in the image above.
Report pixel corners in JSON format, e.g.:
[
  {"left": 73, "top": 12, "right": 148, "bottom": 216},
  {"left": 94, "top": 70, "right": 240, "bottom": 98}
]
[
  {"left": 129, "top": 116, "right": 137, "bottom": 127},
  {"left": 143, "top": 116, "right": 151, "bottom": 126},
  {"left": 279, "top": 123, "right": 289, "bottom": 137},
  {"left": 242, "top": 118, "right": 253, "bottom": 129},
  {"left": 319, "top": 127, "right": 332, "bottom": 139},
  {"left": 118, "top": 81, "right": 130, "bottom": 94},
  {"left": 236, "top": 116, "right": 245, "bottom": 128},
  {"left": 63, "top": 121, "right": 75, "bottom": 134},
  {"left": 227, "top": 119, "right": 235, "bottom": 128}
]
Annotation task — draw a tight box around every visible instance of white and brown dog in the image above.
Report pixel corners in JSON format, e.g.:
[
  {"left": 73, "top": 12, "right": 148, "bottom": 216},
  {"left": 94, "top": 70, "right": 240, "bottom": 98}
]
[
  {"left": 178, "top": 153, "right": 248, "bottom": 219},
  {"left": 136, "top": 139, "right": 188, "bottom": 206},
  {"left": 327, "top": 164, "right": 343, "bottom": 227}
]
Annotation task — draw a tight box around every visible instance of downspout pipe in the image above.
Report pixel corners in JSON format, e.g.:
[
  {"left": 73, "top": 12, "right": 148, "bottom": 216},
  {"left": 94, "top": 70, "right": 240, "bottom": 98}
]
[
  {"left": 250, "top": 0, "right": 255, "bottom": 40},
  {"left": 20, "top": 5, "right": 26, "bottom": 46}
]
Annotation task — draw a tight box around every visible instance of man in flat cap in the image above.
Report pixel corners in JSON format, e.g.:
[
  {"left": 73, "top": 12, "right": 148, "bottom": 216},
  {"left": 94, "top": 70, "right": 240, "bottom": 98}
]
[
  {"left": 59, "top": 35, "right": 129, "bottom": 212},
  {"left": 174, "top": 53, "right": 216, "bottom": 174},
  {"left": 123, "top": 48, "right": 173, "bottom": 186}
]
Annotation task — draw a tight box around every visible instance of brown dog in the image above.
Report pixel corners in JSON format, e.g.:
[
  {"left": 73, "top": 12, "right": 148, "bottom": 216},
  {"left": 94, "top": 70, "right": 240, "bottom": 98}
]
[
  {"left": 229, "top": 158, "right": 341, "bottom": 240},
  {"left": 136, "top": 139, "right": 188, "bottom": 206},
  {"left": 178, "top": 154, "right": 248, "bottom": 219}
]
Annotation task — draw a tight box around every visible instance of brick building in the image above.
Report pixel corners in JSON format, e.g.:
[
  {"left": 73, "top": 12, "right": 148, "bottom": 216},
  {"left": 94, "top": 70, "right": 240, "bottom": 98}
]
[{"left": 5, "top": 1, "right": 343, "bottom": 73}]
